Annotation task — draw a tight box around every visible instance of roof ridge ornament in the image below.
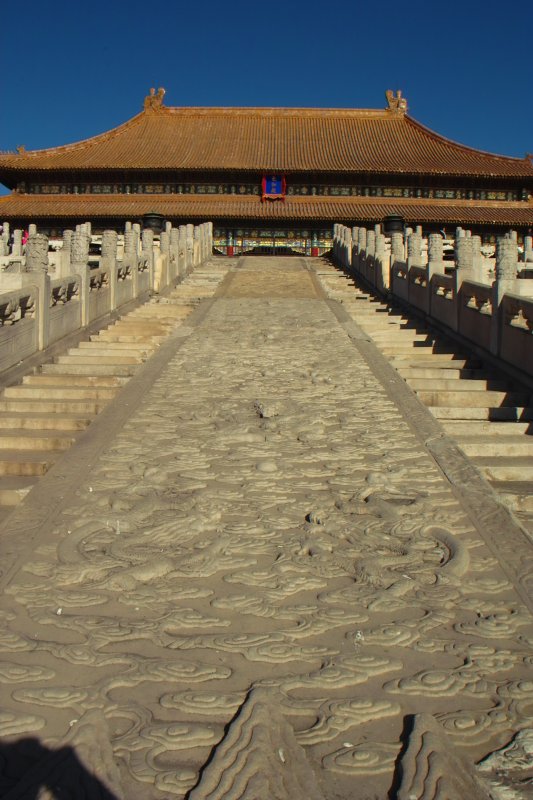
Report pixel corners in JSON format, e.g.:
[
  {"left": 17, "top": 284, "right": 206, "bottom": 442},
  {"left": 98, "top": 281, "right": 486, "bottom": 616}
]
[
  {"left": 385, "top": 89, "right": 407, "bottom": 114},
  {"left": 144, "top": 87, "right": 166, "bottom": 112}
]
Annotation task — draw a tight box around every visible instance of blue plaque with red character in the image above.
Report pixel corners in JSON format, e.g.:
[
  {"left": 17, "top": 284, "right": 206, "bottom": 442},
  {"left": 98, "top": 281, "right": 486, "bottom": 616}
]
[{"left": 262, "top": 175, "right": 286, "bottom": 201}]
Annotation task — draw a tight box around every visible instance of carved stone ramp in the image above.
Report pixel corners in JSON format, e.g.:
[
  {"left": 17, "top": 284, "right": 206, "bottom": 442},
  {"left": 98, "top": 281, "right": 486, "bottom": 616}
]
[
  {"left": 0, "top": 259, "right": 232, "bottom": 520},
  {"left": 396, "top": 714, "right": 493, "bottom": 800},
  {"left": 188, "top": 687, "right": 325, "bottom": 800},
  {"left": 315, "top": 263, "right": 533, "bottom": 534},
  {"left": 0, "top": 256, "right": 532, "bottom": 799}
]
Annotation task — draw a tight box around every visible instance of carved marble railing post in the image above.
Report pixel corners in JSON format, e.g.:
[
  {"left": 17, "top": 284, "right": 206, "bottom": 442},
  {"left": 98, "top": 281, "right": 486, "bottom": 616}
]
[
  {"left": 366, "top": 229, "right": 375, "bottom": 280},
  {"left": 407, "top": 232, "right": 422, "bottom": 268},
  {"left": 72, "top": 230, "right": 90, "bottom": 266},
  {"left": 207, "top": 221, "right": 213, "bottom": 257},
  {"left": 427, "top": 233, "right": 443, "bottom": 268},
  {"left": 25, "top": 233, "right": 49, "bottom": 273},
  {"left": 123, "top": 229, "right": 134, "bottom": 256},
  {"left": 132, "top": 223, "right": 141, "bottom": 257},
  {"left": 523, "top": 235, "right": 533, "bottom": 264},
  {"left": 490, "top": 236, "right": 519, "bottom": 355},
  {"left": 455, "top": 236, "right": 474, "bottom": 288},
  {"left": 197, "top": 224, "right": 205, "bottom": 263},
  {"left": 342, "top": 227, "right": 352, "bottom": 268},
  {"left": 71, "top": 229, "right": 91, "bottom": 326},
  {"left": 332, "top": 225, "right": 337, "bottom": 260},
  {"left": 141, "top": 228, "right": 154, "bottom": 294},
  {"left": 404, "top": 227, "right": 413, "bottom": 259},
  {"left": 0, "top": 222, "right": 8, "bottom": 256},
  {"left": 194, "top": 226, "right": 201, "bottom": 267},
  {"left": 123, "top": 226, "right": 136, "bottom": 289},
  {"left": 170, "top": 228, "right": 180, "bottom": 281},
  {"left": 471, "top": 235, "right": 483, "bottom": 280},
  {"left": 203, "top": 222, "right": 211, "bottom": 261},
  {"left": 12, "top": 230, "right": 22, "bottom": 257},
  {"left": 390, "top": 232, "right": 404, "bottom": 266},
  {"left": 28, "top": 223, "right": 37, "bottom": 236},
  {"left": 59, "top": 230, "right": 73, "bottom": 277},
  {"left": 203, "top": 223, "right": 209, "bottom": 261},
  {"left": 358, "top": 228, "right": 367, "bottom": 274},
  {"left": 375, "top": 232, "right": 389, "bottom": 291},
  {"left": 155, "top": 231, "right": 170, "bottom": 292},
  {"left": 101, "top": 230, "right": 118, "bottom": 310},
  {"left": 351, "top": 227, "right": 359, "bottom": 271},
  {"left": 178, "top": 226, "right": 187, "bottom": 277},
  {"left": 186, "top": 224, "right": 194, "bottom": 270},
  {"left": 101, "top": 230, "right": 117, "bottom": 265},
  {"left": 24, "top": 232, "right": 50, "bottom": 350}
]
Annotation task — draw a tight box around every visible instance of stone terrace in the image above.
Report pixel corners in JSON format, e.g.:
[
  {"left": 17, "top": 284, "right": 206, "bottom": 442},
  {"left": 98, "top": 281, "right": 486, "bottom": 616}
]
[{"left": 0, "top": 257, "right": 532, "bottom": 800}]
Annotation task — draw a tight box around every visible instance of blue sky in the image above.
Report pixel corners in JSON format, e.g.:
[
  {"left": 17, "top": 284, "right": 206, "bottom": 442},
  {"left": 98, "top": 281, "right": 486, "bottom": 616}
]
[{"left": 1, "top": 0, "right": 531, "bottom": 192}]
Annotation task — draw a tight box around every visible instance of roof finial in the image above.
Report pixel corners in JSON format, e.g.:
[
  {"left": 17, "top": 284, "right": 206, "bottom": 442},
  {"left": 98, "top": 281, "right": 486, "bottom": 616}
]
[
  {"left": 16, "top": 144, "right": 26, "bottom": 154},
  {"left": 144, "top": 87, "right": 166, "bottom": 112},
  {"left": 385, "top": 90, "right": 407, "bottom": 114}
]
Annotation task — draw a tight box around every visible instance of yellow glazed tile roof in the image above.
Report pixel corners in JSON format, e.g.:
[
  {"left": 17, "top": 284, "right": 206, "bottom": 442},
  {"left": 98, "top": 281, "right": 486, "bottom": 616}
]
[
  {"left": 1, "top": 104, "right": 532, "bottom": 178},
  {"left": 1, "top": 192, "right": 532, "bottom": 226}
]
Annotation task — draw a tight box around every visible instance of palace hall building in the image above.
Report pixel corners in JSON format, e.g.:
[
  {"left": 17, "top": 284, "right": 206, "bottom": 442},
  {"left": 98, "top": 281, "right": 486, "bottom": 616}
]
[{"left": 0, "top": 88, "right": 532, "bottom": 254}]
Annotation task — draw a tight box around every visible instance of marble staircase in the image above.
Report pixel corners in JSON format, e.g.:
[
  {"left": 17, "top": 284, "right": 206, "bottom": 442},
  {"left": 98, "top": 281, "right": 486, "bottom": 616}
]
[
  {"left": 316, "top": 265, "right": 533, "bottom": 532},
  {"left": 0, "top": 260, "right": 230, "bottom": 517}
]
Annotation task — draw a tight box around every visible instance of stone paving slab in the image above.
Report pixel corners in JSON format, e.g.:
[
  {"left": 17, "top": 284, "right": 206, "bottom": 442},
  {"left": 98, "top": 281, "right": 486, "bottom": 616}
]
[{"left": 0, "top": 257, "right": 532, "bottom": 799}]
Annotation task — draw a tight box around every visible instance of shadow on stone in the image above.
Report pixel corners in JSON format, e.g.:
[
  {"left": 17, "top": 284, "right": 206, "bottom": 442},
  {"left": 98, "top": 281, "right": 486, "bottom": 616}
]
[
  {"left": 0, "top": 737, "right": 120, "bottom": 799},
  {"left": 0, "top": 710, "right": 122, "bottom": 799}
]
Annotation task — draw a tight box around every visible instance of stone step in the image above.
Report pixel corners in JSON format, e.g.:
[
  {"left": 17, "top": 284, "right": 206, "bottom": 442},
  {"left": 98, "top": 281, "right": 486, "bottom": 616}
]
[
  {"left": 2, "top": 385, "right": 118, "bottom": 401},
  {"left": 442, "top": 419, "right": 533, "bottom": 436},
  {"left": 379, "top": 345, "right": 466, "bottom": 355},
  {"left": 457, "top": 436, "right": 533, "bottom": 457},
  {"left": 397, "top": 367, "right": 494, "bottom": 380},
  {"left": 109, "top": 319, "right": 171, "bottom": 330},
  {"left": 369, "top": 332, "right": 436, "bottom": 342},
  {"left": 429, "top": 406, "right": 533, "bottom": 421},
  {"left": 104, "top": 326, "right": 171, "bottom": 337},
  {"left": 78, "top": 336, "right": 154, "bottom": 354},
  {"left": 58, "top": 354, "right": 142, "bottom": 365},
  {"left": 408, "top": 378, "right": 512, "bottom": 392},
  {"left": 41, "top": 363, "right": 136, "bottom": 377},
  {"left": 0, "top": 451, "right": 60, "bottom": 477},
  {"left": 364, "top": 322, "right": 429, "bottom": 331},
  {"left": 23, "top": 374, "right": 126, "bottom": 387},
  {"left": 0, "top": 476, "right": 39, "bottom": 506},
  {"left": 132, "top": 305, "right": 191, "bottom": 317},
  {"left": 418, "top": 390, "right": 531, "bottom": 408},
  {"left": 0, "top": 398, "right": 103, "bottom": 414},
  {"left": 489, "top": 481, "right": 533, "bottom": 512},
  {"left": 0, "top": 412, "right": 92, "bottom": 431},
  {"left": 0, "top": 430, "right": 77, "bottom": 451},
  {"left": 474, "top": 457, "right": 533, "bottom": 482},
  {"left": 385, "top": 351, "right": 473, "bottom": 362},
  {"left": 94, "top": 333, "right": 164, "bottom": 344},
  {"left": 389, "top": 356, "right": 483, "bottom": 368},
  {"left": 70, "top": 346, "right": 151, "bottom": 359}
]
